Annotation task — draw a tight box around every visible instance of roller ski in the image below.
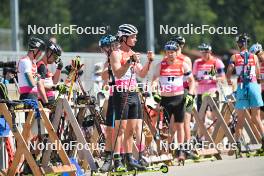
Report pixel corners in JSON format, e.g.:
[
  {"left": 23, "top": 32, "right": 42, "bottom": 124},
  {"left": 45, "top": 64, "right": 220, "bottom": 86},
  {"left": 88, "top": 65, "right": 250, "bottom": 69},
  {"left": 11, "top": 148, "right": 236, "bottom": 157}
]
[
  {"left": 257, "top": 138, "right": 264, "bottom": 156},
  {"left": 235, "top": 142, "right": 255, "bottom": 158},
  {"left": 185, "top": 155, "right": 216, "bottom": 164},
  {"left": 109, "top": 163, "right": 168, "bottom": 175},
  {"left": 254, "top": 148, "right": 264, "bottom": 157}
]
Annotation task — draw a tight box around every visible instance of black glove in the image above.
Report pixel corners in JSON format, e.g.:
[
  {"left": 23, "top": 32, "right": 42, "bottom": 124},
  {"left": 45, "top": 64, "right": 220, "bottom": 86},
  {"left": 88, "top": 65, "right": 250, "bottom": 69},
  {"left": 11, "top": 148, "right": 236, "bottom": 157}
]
[{"left": 56, "top": 59, "right": 63, "bottom": 70}]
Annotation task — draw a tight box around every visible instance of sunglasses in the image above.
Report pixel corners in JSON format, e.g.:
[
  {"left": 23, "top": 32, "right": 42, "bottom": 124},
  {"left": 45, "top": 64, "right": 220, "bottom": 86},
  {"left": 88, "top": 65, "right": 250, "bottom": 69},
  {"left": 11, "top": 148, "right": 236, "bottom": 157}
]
[{"left": 200, "top": 50, "right": 210, "bottom": 53}]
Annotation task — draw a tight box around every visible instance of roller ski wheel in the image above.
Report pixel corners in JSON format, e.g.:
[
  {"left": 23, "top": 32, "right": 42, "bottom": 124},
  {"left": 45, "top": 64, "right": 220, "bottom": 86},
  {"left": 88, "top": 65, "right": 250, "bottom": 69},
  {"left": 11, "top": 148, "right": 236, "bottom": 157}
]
[{"left": 160, "top": 164, "right": 169, "bottom": 173}]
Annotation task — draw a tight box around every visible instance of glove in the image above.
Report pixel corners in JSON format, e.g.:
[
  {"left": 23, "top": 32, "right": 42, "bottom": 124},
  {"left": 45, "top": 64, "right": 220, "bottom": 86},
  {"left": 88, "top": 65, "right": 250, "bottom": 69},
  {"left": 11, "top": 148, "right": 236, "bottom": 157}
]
[
  {"left": 152, "top": 92, "right": 161, "bottom": 103},
  {"left": 185, "top": 93, "right": 195, "bottom": 110},
  {"left": 56, "top": 58, "right": 63, "bottom": 70},
  {"left": 56, "top": 84, "right": 67, "bottom": 94},
  {"left": 72, "top": 56, "right": 82, "bottom": 69}
]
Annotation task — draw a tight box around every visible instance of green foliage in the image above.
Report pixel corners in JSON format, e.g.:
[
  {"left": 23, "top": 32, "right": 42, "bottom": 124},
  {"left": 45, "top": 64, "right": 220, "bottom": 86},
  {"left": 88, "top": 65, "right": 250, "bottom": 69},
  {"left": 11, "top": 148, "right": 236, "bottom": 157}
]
[
  {"left": 0, "top": 0, "right": 11, "bottom": 28},
  {"left": 0, "top": 0, "right": 263, "bottom": 54}
]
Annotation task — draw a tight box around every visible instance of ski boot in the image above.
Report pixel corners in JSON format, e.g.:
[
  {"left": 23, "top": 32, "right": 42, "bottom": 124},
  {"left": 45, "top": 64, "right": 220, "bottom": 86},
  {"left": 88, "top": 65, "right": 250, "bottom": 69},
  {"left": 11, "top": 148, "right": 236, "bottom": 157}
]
[
  {"left": 185, "top": 149, "right": 200, "bottom": 160},
  {"left": 235, "top": 141, "right": 242, "bottom": 159},
  {"left": 100, "top": 151, "right": 112, "bottom": 173},
  {"left": 184, "top": 143, "right": 199, "bottom": 160},
  {"left": 138, "top": 152, "right": 149, "bottom": 167},
  {"left": 125, "top": 153, "right": 147, "bottom": 171},
  {"left": 176, "top": 148, "right": 186, "bottom": 166},
  {"left": 113, "top": 154, "right": 126, "bottom": 172},
  {"left": 255, "top": 137, "right": 264, "bottom": 156},
  {"left": 262, "top": 137, "right": 264, "bottom": 150}
]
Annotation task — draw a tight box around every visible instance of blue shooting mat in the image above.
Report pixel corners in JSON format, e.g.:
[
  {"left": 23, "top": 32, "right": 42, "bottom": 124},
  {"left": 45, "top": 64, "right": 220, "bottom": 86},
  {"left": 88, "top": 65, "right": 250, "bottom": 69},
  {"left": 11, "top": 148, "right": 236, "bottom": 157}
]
[{"left": 0, "top": 116, "right": 11, "bottom": 137}]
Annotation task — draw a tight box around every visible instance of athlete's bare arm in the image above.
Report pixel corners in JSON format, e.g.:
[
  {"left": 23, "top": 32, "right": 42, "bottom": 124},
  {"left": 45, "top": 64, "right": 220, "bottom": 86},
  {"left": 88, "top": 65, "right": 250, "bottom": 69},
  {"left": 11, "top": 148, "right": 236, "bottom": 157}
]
[
  {"left": 52, "top": 69, "right": 61, "bottom": 85},
  {"left": 226, "top": 55, "right": 235, "bottom": 84},
  {"left": 254, "top": 55, "right": 260, "bottom": 78},
  {"left": 183, "top": 62, "right": 195, "bottom": 95},
  {"left": 151, "top": 63, "right": 161, "bottom": 91},
  {"left": 101, "top": 61, "right": 109, "bottom": 82},
  {"left": 110, "top": 51, "right": 130, "bottom": 79},
  {"left": 185, "top": 56, "right": 192, "bottom": 70}
]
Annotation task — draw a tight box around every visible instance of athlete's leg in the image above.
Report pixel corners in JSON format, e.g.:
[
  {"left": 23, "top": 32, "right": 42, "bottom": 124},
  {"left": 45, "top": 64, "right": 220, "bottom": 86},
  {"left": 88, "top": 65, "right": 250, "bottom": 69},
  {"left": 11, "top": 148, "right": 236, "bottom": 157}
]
[
  {"left": 251, "top": 108, "right": 264, "bottom": 138},
  {"left": 184, "top": 112, "right": 192, "bottom": 142},
  {"left": 114, "top": 120, "right": 127, "bottom": 153},
  {"left": 234, "top": 109, "right": 246, "bottom": 141}
]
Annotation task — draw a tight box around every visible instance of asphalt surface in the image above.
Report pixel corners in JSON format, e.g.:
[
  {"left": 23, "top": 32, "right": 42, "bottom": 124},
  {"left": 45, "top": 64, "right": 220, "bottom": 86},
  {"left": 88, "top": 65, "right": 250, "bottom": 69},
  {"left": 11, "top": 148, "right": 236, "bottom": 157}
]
[{"left": 140, "top": 156, "right": 264, "bottom": 176}]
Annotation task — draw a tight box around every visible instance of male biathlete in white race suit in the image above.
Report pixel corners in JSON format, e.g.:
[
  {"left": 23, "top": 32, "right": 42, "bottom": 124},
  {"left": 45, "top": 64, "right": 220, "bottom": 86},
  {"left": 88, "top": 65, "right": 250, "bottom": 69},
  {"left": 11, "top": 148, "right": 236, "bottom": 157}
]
[
  {"left": 17, "top": 37, "right": 47, "bottom": 102},
  {"left": 152, "top": 40, "right": 195, "bottom": 163},
  {"left": 110, "top": 24, "right": 153, "bottom": 171}
]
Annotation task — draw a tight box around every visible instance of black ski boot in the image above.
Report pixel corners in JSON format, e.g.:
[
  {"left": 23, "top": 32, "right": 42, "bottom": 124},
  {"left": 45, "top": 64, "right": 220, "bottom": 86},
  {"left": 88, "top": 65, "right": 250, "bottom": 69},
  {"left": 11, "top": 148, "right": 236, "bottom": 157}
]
[
  {"left": 235, "top": 141, "right": 242, "bottom": 158},
  {"left": 125, "top": 153, "right": 147, "bottom": 171},
  {"left": 176, "top": 146, "right": 186, "bottom": 166},
  {"left": 113, "top": 154, "right": 126, "bottom": 172},
  {"left": 120, "top": 153, "right": 125, "bottom": 165},
  {"left": 185, "top": 149, "right": 199, "bottom": 160},
  {"left": 100, "top": 151, "right": 112, "bottom": 173},
  {"left": 256, "top": 136, "right": 264, "bottom": 156},
  {"left": 184, "top": 143, "right": 199, "bottom": 160}
]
